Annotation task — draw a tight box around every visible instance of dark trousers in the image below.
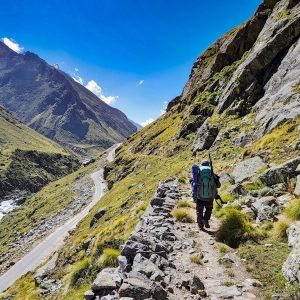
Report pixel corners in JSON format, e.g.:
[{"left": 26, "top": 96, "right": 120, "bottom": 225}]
[{"left": 196, "top": 200, "right": 213, "bottom": 225}]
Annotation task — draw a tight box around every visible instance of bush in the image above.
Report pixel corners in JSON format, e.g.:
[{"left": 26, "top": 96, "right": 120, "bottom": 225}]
[
  {"left": 69, "top": 259, "right": 90, "bottom": 287},
  {"left": 96, "top": 248, "right": 120, "bottom": 268},
  {"left": 219, "top": 193, "right": 236, "bottom": 203},
  {"left": 285, "top": 198, "right": 300, "bottom": 220},
  {"left": 172, "top": 209, "right": 194, "bottom": 223},
  {"left": 274, "top": 219, "right": 290, "bottom": 239},
  {"left": 218, "top": 244, "right": 230, "bottom": 254},
  {"left": 215, "top": 208, "right": 257, "bottom": 248},
  {"left": 190, "top": 254, "right": 202, "bottom": 264},
  {"left": 178, "top": 177, "right": 186, "bottom": 183},
  {"left": 135, "top": 203, "right": 147, "bottom": 214}
]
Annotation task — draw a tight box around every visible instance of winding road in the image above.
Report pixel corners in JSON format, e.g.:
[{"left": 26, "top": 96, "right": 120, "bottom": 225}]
[{"left": 0, "top": 144, "right": 119, "bottom": 293}]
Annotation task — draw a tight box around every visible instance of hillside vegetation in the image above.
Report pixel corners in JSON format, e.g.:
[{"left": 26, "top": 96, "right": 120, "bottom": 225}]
[
  {"left": 0, "top": 105, "right": 80, "bottom": 197},
  {"left": 1, "top": 0, "right": 300, "bottom": 299}
]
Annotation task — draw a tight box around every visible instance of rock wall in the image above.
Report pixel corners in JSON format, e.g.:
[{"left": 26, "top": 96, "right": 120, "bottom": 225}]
[{"left": 84, "top": 178, "right": 182, "bottom": 300}]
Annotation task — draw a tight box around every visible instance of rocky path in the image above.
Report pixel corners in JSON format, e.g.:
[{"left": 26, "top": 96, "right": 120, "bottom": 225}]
[
  {"left": 165, "top": 212, "right": 262, "bottom": 300},
  {"left": 85, "top": 178, "right": 262, "bottom": 300}
]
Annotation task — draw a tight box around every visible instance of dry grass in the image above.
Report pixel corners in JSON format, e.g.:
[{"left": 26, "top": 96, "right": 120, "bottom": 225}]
[
  {"left": 172, "top": 208, "right": 194, "bottom": 223},
  {"left": 96, "top": 248, "right": 120, "bottom": 268}
]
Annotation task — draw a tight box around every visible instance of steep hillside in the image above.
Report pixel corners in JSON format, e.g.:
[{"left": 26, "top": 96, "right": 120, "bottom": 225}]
[
  {"left": 0, "top": 43, "right": 137, "bottom": 155},
  {"left": 0, "top": 105, "right": 80, "bottom": 197},
  {"left": 2, "top": 0, "right": 300, "bottom": 299}
]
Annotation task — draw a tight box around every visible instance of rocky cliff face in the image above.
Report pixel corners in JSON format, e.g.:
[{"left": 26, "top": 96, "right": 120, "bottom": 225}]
[
  {"left": 0, "top": 43, "right": 137, "bottom": 153},
  {"left": 167, "top": 0, "right": 300, "bottom": 153}
]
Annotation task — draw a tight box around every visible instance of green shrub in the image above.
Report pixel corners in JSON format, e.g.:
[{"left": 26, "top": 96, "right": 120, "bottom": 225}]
[
  {"left": 221, "top": 281, "right": 235, "bottom": 287},
  {"left": 215, "top": 208, "right": 257, "bottom": 248},
  {"left": 285, "top": 198, "right": 300, "bottom": 220},
  {"left": 218, "top": 244, "right": 230, "bottom": 254},
  {"left": 135, "top": 203, "right": 147, "bottom": 214},
  {"left": 178, "top": 177, "right": 186, "bottom": 183},
  {"left": 96, "top": 248, "right": 120, "bottom": 268},
  {"left": 227, "top": 271, "right": 235, "bottom": 278},
  {"left": 219, "top": 193, "right": 236, "bottom": 203},
  {"left": 260, "top": 221, "right": 274, "bottom": 231},
  {"left": 274, "top": 220, "right": 290, "bottom": 239},
  {"left": 190, "top": 254, "right": 202, "bottom": 264},
  {"left": 69, "top": 259, "right": 90, "bottom": 287},
  {"left": 172, "top": 209, "right": 194, "bottom": 223}
]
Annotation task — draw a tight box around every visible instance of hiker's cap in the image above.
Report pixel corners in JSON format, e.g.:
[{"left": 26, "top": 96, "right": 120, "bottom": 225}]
[{"left": 200, "top": 159, "right": 210, "bottom": 166}]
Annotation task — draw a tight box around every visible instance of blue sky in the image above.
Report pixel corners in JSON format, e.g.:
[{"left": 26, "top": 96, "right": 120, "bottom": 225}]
[{"left": 1, "top": 0, "right": 262, "bottom": 126}]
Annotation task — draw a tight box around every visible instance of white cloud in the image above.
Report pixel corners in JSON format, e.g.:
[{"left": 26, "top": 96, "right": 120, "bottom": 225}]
[
  {"left": 139, "top": 80, "right": 144, "bottom": 85},
  {"left": 85, "top": 80, "right": 118, "bottom": 105},
  {"left": 160, "top": 101, "right": 168, "bottom": 115},
  {"left": 140, "top": 118, "right": 154, "bottom": 127},
  {"left": 75, "top": 68, "right": 79, "bottom": 72},
  {"left": 2, "top": 37, "right": 24, "bottom": 53},
  {"left": 73, "top": 75, "right": 83, "bottom": 85}
]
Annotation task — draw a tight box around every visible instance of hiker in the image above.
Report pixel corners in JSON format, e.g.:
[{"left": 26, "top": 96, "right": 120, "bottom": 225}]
[{"left": 191, "top": 159, "right": 221, "bottom": 229}]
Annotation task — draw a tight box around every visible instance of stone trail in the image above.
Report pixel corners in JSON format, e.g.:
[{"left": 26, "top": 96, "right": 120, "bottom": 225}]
[{"left": 84, "top": 177, "right": 262, "bottom": 300}]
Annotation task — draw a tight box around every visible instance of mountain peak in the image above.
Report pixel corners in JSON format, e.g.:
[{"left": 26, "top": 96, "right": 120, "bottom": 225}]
[{"left": 0, "top": 45, "right": 137, "bottom": 155}]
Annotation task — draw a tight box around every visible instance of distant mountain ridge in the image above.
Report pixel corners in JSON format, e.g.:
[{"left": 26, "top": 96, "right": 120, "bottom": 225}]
[
  {"left": 129, "top": 119, "right": 143, "bottom": 130},
  {"left": 0, "top": 42, "right": 137, "bottom": 154}
]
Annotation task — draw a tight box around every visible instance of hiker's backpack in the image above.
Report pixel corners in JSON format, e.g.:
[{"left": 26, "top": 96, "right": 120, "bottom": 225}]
[{"left": 192, "top": 164, "right": 216, "bottom": 201}]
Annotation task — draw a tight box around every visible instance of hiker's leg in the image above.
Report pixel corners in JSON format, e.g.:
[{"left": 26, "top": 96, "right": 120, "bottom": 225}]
[
  {"left": 196, "top": 200, "right": 204, "bottom": 228},
  {"left": 203, "top": 201, "right": 214, "bottom": 220}
]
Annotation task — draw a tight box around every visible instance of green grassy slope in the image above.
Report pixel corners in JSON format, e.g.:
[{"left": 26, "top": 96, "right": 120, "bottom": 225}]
[{"left": 0, "top": 105, "right": 80, "bottom": 197}]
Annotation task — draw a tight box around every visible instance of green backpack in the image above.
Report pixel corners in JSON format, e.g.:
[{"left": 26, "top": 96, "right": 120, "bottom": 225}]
[{"left": 196, "top": 165, "right": 216, "bottom": 201}]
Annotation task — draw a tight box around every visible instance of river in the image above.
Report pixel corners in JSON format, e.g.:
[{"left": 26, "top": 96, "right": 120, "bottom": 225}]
[{"left": 0, "top": 199, "right": 17, "bottom": 221}]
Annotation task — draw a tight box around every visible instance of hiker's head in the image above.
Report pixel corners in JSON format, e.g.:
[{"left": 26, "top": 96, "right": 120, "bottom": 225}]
[{"left": 200, "top": 159, "right": 210, "bottom": 166}]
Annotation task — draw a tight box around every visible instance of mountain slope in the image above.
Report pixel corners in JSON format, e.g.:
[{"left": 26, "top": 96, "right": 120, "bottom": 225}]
[
  {"left": 0, "top": 105, "right": 80, "bottom": 197},
  {"left": 2, "top": 0, "right": 300, "bottom": 299},
  {"left": 0, "top": 43, "right": 137, "bottom": 154}
]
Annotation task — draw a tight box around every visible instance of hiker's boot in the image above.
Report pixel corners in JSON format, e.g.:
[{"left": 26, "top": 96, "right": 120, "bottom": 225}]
[
  {"left": 198, "top": 220, "right": 204, "bottom": 230},
  {"left": 203, "top": 219, "right": 210, "bottom": 228}
]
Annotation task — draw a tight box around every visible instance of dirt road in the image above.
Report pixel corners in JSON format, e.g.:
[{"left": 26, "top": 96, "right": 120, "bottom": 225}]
[{"left": 0, "top": 145, "right": 118, "bottom": 293}]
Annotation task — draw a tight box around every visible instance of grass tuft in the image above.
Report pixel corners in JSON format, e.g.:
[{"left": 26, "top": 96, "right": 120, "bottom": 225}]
[
  {"left": 218, "top": 244, "right": 230, "bottom": 254},
  {"left": 215, "top": 208, "right": 259, "bottom": 248},
  {"left": 274, "top": 219, "right": 290, "bottom": 239},
  {"left": 190, "top": 254, "right": 202, "bottom": 264},
  {"left": 172, "top": 209, "right": 194, "bottom": 223},
  {"left": 96, "top": 248, "right": 120, "bottom": 268},
  {"left": 177, "top": 200, "right": 195, "bottom": 208},
  {"left": 178, "top": 177, "right": 186, "bottom": 183},
  {"left": 69, "top": 259, "right": 90, "bottom": 288},
  {"left": 221, "top": 281, "right": 235, "bottom": 287},
  {"left": 285, "top": 198, "right": 300, "bottom": 220}
]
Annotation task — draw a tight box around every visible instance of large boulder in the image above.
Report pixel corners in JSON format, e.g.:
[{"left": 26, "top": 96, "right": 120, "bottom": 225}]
[
  {"left": 282, "top": 222, "right": 300, "bottom": 283},
  {"left": 34, "top": 253, "right": 58, "bottom": 286},
  {"left": 118, "top": 276, "right": 167, "bottom": 300},
  {"left": 293, "top": 174, "right": 300, "bottom": 196},
  {"left": 191, "top": 118, "right": 219, "bottom": 154},
  {"left": 91, "top": 268, "right": 123, "bottom": 291},
  {"left": 232, "top": 156, "right": 267, "bottom": 183},
  {"left": 259, "top": 157, "right": 300, "bottom": 186},
  {"left": 131, "top": 254, "right": 164, "bottom": 279}
]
